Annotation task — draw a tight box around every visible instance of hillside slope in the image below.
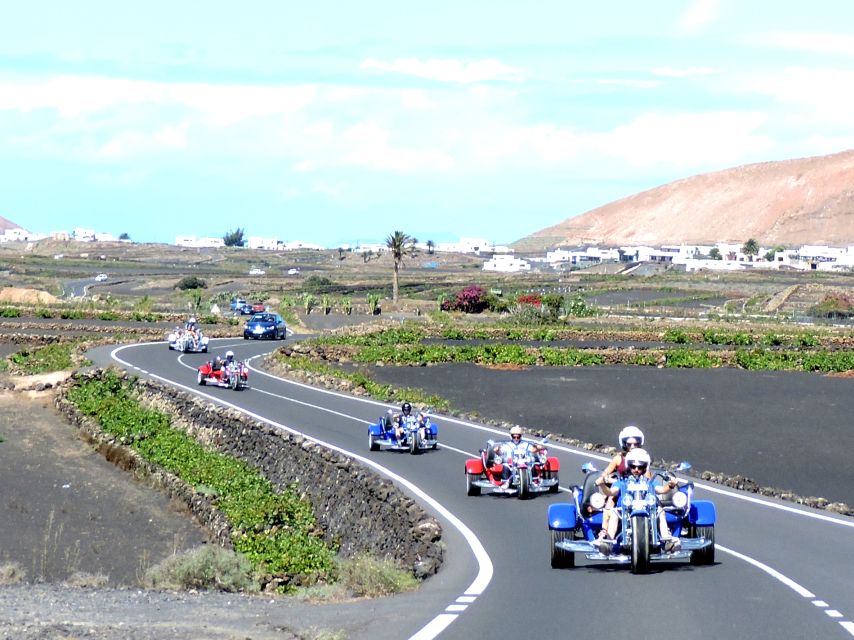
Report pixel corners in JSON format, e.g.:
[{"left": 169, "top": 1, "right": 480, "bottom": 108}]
[{"left": 514, "top": 149, "right": 854, "bottom": 251}]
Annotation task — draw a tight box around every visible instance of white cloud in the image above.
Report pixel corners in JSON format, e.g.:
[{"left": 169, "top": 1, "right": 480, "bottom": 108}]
[
  {"left": 97, "top": 123, "right": 188, "bottom": 158},
  {"left": 744, "top": 66, "right": 854, "bottom": 122},
  {"left": 360, "top": 58, "right": 525, "bottom": 84},
  {"left": 339, "top": 121, "right": 455, "bottom": 172},
  {"left": 596, "top": 78, "right": 662, "bottom": 89},
  {"left": 748, "top": 32, "right": 854, "bottom": 57},
  {"left": 652, "top": 67, "right": 723, "bottom": 78},
  {"left": 676, "top": 0, "right": 721, "bottom": 34},
  {"left": 590, "top": 111, "right": 771, "bottom": 170},
  {"left": 0, "top": 75, "right": 317, "bottom": 125}
]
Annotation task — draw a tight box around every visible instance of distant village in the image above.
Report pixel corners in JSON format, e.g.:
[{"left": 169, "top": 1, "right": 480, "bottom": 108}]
[{"left": 4, "top": 225, "right": 854, "bottom": 274}]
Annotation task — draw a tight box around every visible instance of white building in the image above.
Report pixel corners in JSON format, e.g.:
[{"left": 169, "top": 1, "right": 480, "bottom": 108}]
[
  {"left": 483, "top": 254, "right": 531, "bottom": 272},
  {"left": 72, "top": 228, "right": 96, "bottom": 242},
  {"left": 247, "top": 236, "right": 279, "bottom": 251},
  {"left": 174, "top": 236, "right": 225, "bottom": 248},
  {"left": 437, "top": 237, "right": 494, "bottom": 255}
]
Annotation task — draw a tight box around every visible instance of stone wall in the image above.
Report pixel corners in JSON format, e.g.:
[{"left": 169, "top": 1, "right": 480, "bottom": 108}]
[{"left": 55, "top": 369, "right": 443, "bottom": 579}]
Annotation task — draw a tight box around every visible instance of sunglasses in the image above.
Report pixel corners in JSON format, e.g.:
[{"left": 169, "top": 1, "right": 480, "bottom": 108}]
[
  {"left": 628, "top": 463, "right": 647, "bottom": 471},
  {"left": 511, "top": 434, "right": 522, "bottom": 440},
  {"left": 625, "top": 440, "right": 639, "bottom": 448}
]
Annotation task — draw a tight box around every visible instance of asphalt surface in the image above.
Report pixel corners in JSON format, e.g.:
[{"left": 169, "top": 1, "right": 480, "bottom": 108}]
[
  {"left": 100, "top": 338, "right": 854, "bottom": 640},
  {"left": 367, "top": 363, "right": 854, "bottom": 506}
]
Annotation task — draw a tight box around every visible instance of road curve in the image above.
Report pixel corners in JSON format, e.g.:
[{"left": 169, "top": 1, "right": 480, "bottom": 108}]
[{"left": 91, "top": 338, "right": 854, "bottom": 640}]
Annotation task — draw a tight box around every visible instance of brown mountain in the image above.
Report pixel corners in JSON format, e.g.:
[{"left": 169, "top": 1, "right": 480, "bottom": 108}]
[
  {"left": 514, "top": 149, "right": 854, "bottom": 251},
  {"left": 0, "top": 215, "right": 21, "bottom": 231}
]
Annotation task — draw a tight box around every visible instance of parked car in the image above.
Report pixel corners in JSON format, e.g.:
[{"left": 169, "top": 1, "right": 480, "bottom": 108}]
[
  {"left": 287, "top": 268, "right": 300, "bottom": 275},
  {"left": 229, "top": 297, "right": 247, "bottom": 312},
  {"left": 248, "top": 268, "right": 265, "bottom": 275},
  {"left": 94, "top": 273, "right": 108, "bottom": 282},
  {"left": 243, "top": 313, "right": 287, "bottom": 340},
  {"left": 251, "top": 301, "right": 266, "bottom": 313}
]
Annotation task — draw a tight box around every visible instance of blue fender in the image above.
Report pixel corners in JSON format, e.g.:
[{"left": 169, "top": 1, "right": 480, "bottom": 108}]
[
  {"left": 548, "top": 503, "right": 577, "bottom": 531},
  {"left": 689, "top": 500, "right": 716, "bottom": 526},
  {"left": 368, "top": 422, "right": 385, "bottom": 437}
]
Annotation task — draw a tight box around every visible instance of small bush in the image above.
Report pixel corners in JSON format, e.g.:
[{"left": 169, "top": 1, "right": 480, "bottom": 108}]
[
  {"left": 175, "top": 276, "right": 207, "bottom": 290},
  {"left": 663, "top": 328, "right": 689, "bottom": 344},
  {"left": 334, "top": 553, "right": 417, "bottom": 598},
  {"left": 35, "top": 308, "right": 54, "bottom": 318},
  {"left": 65, "top": 572, "right": 109, "bottom": 588},
  {"left": 0, "top": 307, "right": 21, "bottom": 318},
  {"left": 60, "top": 310, "right": 85, "bottom": 319},
  {"left": 142, "top": 546, "right": 259, "bottom": 592},
  {"left": 98, "top": 311, "right": 120, "bottom": 321},
  {"left": 442, "top": 285, "right": 488, "bottom": 313},
  {"left": 0, "top": 562, "right": 26, "bottom": 585}
]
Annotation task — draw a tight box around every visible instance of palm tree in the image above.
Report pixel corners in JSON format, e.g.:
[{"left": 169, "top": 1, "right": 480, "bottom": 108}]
[
  {"left": 742, "top": 238, "right": 759, "bottom": 261},
  {"left": 385, "top": 230, "right": 418, "bottom": 302},
  {"left": 426, "top": 240, "right": 435, "bottom": 255}
]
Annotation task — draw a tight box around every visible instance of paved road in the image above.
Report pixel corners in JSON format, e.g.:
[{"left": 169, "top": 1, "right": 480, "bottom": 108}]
[
  {"left": 94, "top": 338, "right": 854, "bottom": 640},
  {"left": 368, "top": 363, "right": 854, "bottom": 506}
]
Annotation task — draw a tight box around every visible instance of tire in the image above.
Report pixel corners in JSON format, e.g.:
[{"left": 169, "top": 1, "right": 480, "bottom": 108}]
[
  {"left": 466, "top": 473, "right": 481, "bottom": 496},
  {"left": 197, "top": 370, "right": 205, "bottom": 386},
  {"left": 518, "top": 467, "right": 531, "bottom": 500},
  {"left": 369, "top": 432, "right": 380, "bottom": 452},
  {"left": 229, "top": 374, "right": 239, "bottom": 391},
  {"left": 690, "top": 525, "right": 715, "bottom": 565},
  {"left": 550, "top": 529, "right": 575, "bottom": 569},
  {"left": 546, "top": 470, "right": 560, "bottom": 493},
  {"left": 409, "top": 430, "right": 421, "bottom": 455},
  {"left": 631, "top": 515, "right": 650, "bottom": 574}
]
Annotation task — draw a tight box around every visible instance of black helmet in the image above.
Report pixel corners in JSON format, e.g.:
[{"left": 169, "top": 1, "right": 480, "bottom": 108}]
[{"left": 401, "top": 402, "right": 412, "bottom": 415}]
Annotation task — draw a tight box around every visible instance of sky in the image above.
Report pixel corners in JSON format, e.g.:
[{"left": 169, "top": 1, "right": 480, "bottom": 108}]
[{"left": 2, "top": 0, "right": 854, "bottom": 248}]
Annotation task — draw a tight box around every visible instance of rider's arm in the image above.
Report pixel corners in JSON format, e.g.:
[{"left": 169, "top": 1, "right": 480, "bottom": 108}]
[{"left": 596, "top": 454, "right": 621, "bottom": 486}]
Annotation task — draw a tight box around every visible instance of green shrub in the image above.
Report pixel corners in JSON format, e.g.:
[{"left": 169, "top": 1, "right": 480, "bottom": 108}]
[
  {"left": 66, "top": 372, "right": 336, "bottom": 588},
  {"left": 142, "top": 546, "right": 258, "bottom": 592},
  {"left": 60, "top": 309, "right": 85, "bottom": 319},
  {"left": 35, "top": 308, "right": 53, "bottom": 318},
  {"left": 98, "top": 311, "right": 120, "bottom": 321},
  {"left": 333, "top": 553, "right": 417, "bottom": 597},
  {"left": 0, "top": 307, "right": 21, "bottom": 318},
  {"left": 9, "top": 343, "right": 77, "bottom": 374},
  {"left": 175, "top": 276, "right": 207, "bottom": 290},
  {"left": 663, "top": 328, "right": 689, "bottom": 344}
]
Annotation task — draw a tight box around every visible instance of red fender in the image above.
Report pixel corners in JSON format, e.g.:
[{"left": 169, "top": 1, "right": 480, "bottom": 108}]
[
  {"left": 465, "top": 459, "right": 484, "bottom": 475},
  {"left": 545, "top": 457, "right": 560, "bottom": 472}
]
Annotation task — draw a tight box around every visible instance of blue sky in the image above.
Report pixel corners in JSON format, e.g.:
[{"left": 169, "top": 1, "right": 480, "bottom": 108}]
[{"left": 2, "top": 0, "right": 854, "bottom": 247}]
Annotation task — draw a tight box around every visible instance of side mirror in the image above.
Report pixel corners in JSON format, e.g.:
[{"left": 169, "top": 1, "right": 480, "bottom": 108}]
[
  {"left": 581, "top": 462, "right": 598, "bottom": 474},
  {"left": 676, "top": 462, "right": 692, "bottom": 472}
]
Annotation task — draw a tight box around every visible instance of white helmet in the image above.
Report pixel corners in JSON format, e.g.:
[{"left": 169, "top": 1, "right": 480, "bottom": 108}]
[
  {"left": 188, "top": 317, "right": 196, "bottom": 324},
  {"left": 225, "top": 350, "right": 234, "bottom": 359},
  {"left": 618, "top": 425, "right": 645, "bottom": 451},
  {"left": 625, "top": 447, "right": 651, "bottom": 471}
]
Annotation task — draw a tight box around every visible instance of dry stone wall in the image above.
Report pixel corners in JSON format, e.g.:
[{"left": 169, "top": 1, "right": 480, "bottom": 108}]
[{"left": 55, "top": 369, "right": 443, "bottom": 579}]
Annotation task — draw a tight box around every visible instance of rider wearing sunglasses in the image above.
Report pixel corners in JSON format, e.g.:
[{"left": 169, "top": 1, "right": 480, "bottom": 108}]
[
  {"left": 492, "top": 425, "right": 546, "bottom": 488},
  {"left": 595, "top": 447, "right": 680, "bottom": 551}
]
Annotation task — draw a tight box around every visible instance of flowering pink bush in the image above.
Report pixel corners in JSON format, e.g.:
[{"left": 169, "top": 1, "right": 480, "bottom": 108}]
[{"left": 441, "top": 285, "right": 488, "bottom": 313}]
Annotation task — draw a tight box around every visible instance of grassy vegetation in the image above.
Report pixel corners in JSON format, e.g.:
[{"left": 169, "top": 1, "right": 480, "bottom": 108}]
[
  {"left": 294, "top": 323, "right": 854, "bottom": 374},
  {"left": 8, "top": 342, "right": 84, "bottom": 375},
  {"left": 65, "top": 371, "right": 336, "bottom": 591}
]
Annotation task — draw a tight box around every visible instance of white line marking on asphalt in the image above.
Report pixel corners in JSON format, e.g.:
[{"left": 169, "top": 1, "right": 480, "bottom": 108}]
[
  {"left": 718, "top": 544, "right": 853, "bottom": 635},
  {"left": 445, "top": 604, "right": 467, "bottom": 612},
  {"left": 245, "top": 359, "right": 854, "bottom": 528},
  {"left": 111, "top": 343, "right": 493, "bottom": 640}
]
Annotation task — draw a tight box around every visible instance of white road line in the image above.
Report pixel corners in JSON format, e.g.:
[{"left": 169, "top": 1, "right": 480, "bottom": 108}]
[
  {"left": 112, "top": 342, "right": 854, "bottom": 638},
  {"left": 718, "top": 544, "right": 853, "bottom": 636},
  {"left": 245, "top": 359, "right": 854, "bottom": 528},
  {"left": 111, "top": 343, "right": 493, "bottom": 640}
]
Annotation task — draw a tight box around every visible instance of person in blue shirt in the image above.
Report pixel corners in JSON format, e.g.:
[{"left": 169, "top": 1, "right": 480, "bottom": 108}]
[{"left": 594, "top": 448, "right": 679, "bottom": 552}]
